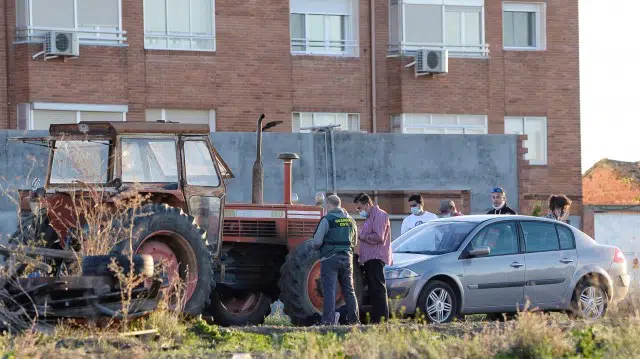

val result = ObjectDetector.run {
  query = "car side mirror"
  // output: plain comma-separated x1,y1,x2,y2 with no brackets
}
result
468,246,490,258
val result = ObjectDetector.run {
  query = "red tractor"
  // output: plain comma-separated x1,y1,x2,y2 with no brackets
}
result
9,116,365,326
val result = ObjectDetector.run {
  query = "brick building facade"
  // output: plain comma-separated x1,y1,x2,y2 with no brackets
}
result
582,159,640,238
0,0,581,219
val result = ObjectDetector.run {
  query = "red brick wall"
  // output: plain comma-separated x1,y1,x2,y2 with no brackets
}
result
583,166,640,206
1,0,581,214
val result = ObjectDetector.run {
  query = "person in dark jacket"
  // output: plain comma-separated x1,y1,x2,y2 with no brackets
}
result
487,187,517,215
546,194,572,222
312,194,359,325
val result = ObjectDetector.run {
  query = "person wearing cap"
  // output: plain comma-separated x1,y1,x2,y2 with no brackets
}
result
487,187,517,215
439,199,463,218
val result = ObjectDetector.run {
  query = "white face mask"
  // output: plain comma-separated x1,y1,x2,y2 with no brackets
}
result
492,202,505,210
359,210,368,218
410,206,421,215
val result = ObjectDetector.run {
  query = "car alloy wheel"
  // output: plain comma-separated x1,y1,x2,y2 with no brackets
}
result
578,285,606,320
426,288,453,323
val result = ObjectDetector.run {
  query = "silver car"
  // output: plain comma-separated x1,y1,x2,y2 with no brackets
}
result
384,215,630,323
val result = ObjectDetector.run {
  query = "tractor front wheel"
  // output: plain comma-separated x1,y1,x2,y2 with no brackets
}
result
278,239,363,326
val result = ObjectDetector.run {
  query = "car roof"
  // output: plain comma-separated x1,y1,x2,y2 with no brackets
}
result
433,214,562,224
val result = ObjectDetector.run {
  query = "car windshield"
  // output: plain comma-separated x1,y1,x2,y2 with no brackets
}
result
50,140,109,184
392,221,478,255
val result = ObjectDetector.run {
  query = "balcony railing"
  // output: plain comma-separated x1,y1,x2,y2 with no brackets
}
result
15,26,127,46
388,42,490,58
291,38,358,56
144,32,216,51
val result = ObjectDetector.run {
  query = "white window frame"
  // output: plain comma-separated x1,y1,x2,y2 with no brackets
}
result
20,103,128,130
15,0,127,46
392,113,488,134
504,116,548,165
290,13,357,56
292,112,360,132
143,0,216,52
388,0,488,58
148,109,216,131
502,2,546,51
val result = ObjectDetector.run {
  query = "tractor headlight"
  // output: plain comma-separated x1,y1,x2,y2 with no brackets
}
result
384,268,419,280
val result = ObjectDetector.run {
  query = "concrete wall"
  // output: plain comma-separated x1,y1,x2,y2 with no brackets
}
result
0,131,521,235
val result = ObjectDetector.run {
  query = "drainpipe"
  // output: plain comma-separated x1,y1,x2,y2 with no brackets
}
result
370,0,377,133
324,131,330,192
330,129,338,195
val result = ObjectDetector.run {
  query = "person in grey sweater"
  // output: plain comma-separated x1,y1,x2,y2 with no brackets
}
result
312,194,360,325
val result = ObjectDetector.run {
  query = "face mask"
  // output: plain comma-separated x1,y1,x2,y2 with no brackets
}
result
410,206,421,215
359,210,368,218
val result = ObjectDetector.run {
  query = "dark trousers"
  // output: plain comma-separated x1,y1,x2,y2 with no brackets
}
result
363,259,389,323
320,252,359,325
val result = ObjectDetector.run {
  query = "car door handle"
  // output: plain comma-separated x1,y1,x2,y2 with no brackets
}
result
510,262,524,268
560,258,574,264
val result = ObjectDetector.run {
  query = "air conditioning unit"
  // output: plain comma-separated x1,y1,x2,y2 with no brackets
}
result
416,49,448,74
44,31,79,57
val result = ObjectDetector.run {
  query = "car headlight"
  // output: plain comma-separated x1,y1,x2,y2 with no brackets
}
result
384,268,419,280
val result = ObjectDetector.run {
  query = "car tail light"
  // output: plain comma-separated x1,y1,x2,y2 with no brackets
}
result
614,248,625,264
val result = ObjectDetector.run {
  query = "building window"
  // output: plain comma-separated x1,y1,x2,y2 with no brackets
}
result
146,109,216,131
292,113,360,133
392,114,487,134
388,0,487,57
144,0,215,51
502,2,546,50
505,116,547,165
17,103,127,130
15,0,125,45
290,0,358,56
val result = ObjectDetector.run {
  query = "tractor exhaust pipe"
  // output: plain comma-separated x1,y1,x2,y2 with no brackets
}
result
252,114,266,204
277,153,300,205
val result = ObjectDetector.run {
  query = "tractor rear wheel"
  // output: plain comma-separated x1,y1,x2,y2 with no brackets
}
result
111,203,214,316
206,287,272,326
279,239,363,326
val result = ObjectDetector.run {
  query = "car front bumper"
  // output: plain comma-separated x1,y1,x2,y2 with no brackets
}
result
387,276,422,315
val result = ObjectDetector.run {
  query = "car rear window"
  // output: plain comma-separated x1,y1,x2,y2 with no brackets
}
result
521,221,560,253
556,224,576,250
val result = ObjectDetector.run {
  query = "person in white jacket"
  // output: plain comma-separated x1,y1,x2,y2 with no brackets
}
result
400,194,438,235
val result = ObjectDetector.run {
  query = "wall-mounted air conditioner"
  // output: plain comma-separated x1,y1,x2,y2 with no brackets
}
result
416,49,448,74
44,31,80,57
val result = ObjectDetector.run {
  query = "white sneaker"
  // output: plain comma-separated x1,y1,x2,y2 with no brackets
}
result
334,312,340,325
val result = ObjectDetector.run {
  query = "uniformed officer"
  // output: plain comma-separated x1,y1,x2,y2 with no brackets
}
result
312,194,360,325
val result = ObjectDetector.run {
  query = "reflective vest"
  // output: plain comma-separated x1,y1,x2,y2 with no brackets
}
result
319,213,356,258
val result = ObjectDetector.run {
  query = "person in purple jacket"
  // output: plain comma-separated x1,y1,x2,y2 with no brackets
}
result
354,193,392,324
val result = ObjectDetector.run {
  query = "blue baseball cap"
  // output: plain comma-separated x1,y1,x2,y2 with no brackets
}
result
490,187,505,194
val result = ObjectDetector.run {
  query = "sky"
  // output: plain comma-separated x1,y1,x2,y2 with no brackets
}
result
580,0,640,172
